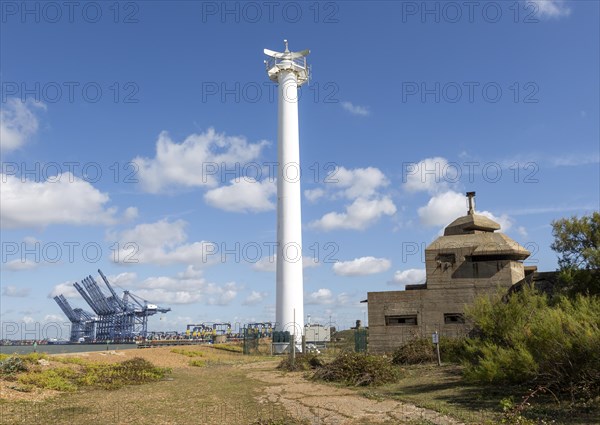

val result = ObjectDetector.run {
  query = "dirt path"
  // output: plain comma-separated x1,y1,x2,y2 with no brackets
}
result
242,362,464,425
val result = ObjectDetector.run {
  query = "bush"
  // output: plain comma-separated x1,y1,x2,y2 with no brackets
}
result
79,357,170,389
277,353,323,372
19,367,78,392
312,352,401,386
464,287,600,401
70,357,170,389
439,336,466,363
392,338,435,365
189,359,206,367
0,356,28,377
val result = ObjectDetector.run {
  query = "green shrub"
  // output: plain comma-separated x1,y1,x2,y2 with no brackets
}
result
464,287,600,401
312,352,401,386
463,340,538,383
439,336,466,363
79,357,170,389
0,356,28,377
189,359,206,367
18,367,78,392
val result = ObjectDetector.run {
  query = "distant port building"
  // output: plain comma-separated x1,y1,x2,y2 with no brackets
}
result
367,193,533,353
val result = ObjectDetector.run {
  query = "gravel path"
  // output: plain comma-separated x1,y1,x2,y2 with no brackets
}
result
242,362,465,425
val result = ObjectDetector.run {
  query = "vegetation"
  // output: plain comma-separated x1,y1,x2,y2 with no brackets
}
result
19,367,79,391
277,352,323,371
312,351,401,387
0,356,29,377
2,354,170,392
211,344,243,353
551,212,600,297
463,287,600,403
188,359,206,367
392,338,436,365
77,357,171,389
170,348,204,357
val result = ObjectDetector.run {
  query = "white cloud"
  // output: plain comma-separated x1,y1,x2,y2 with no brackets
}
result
252,255,321,272
44,314,66,323
479,210,512,233
336,292,353,305
242,290,268,306
305,166,390,203
133,128,268,193
418,190,515,232
389,268,426,288
5,259,40,271
306,288,334,305
1,173,127,229
0,98,46,152
111,269,240,306
111,219,216,266
308,166,395,232
252,255,277,272
530,0,571,18
206,282,238,306
332,256,391,276
48,281,80,299
403,157,450,194
517,226,528,237
417,190,466,227
108,271,138,286
341,101,370,116
304,188,325,202
309,196,397,231
2,285,30,297
123,207,139,221
548,153,600,167
204,178,276,213
327,167,389,200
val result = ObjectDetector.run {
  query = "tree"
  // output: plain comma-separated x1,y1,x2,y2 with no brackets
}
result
551,212,600,296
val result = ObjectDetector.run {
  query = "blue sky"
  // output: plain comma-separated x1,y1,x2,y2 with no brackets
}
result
1,0,598,339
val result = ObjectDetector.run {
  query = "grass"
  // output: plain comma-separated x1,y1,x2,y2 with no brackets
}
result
2,354,170,393
189,359,206,367
170,348,204,357
0,349,279,425
210,343,243,353
18,367,79,392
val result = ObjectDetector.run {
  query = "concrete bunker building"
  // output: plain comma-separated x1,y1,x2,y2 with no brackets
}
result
367,192,532,353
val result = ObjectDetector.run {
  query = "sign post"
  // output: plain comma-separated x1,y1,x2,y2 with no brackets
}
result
432,331,441,366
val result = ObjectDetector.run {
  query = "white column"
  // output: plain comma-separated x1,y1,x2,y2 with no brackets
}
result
275,69,304,340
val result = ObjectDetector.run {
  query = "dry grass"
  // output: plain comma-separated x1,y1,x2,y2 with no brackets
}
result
0,346,277,425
